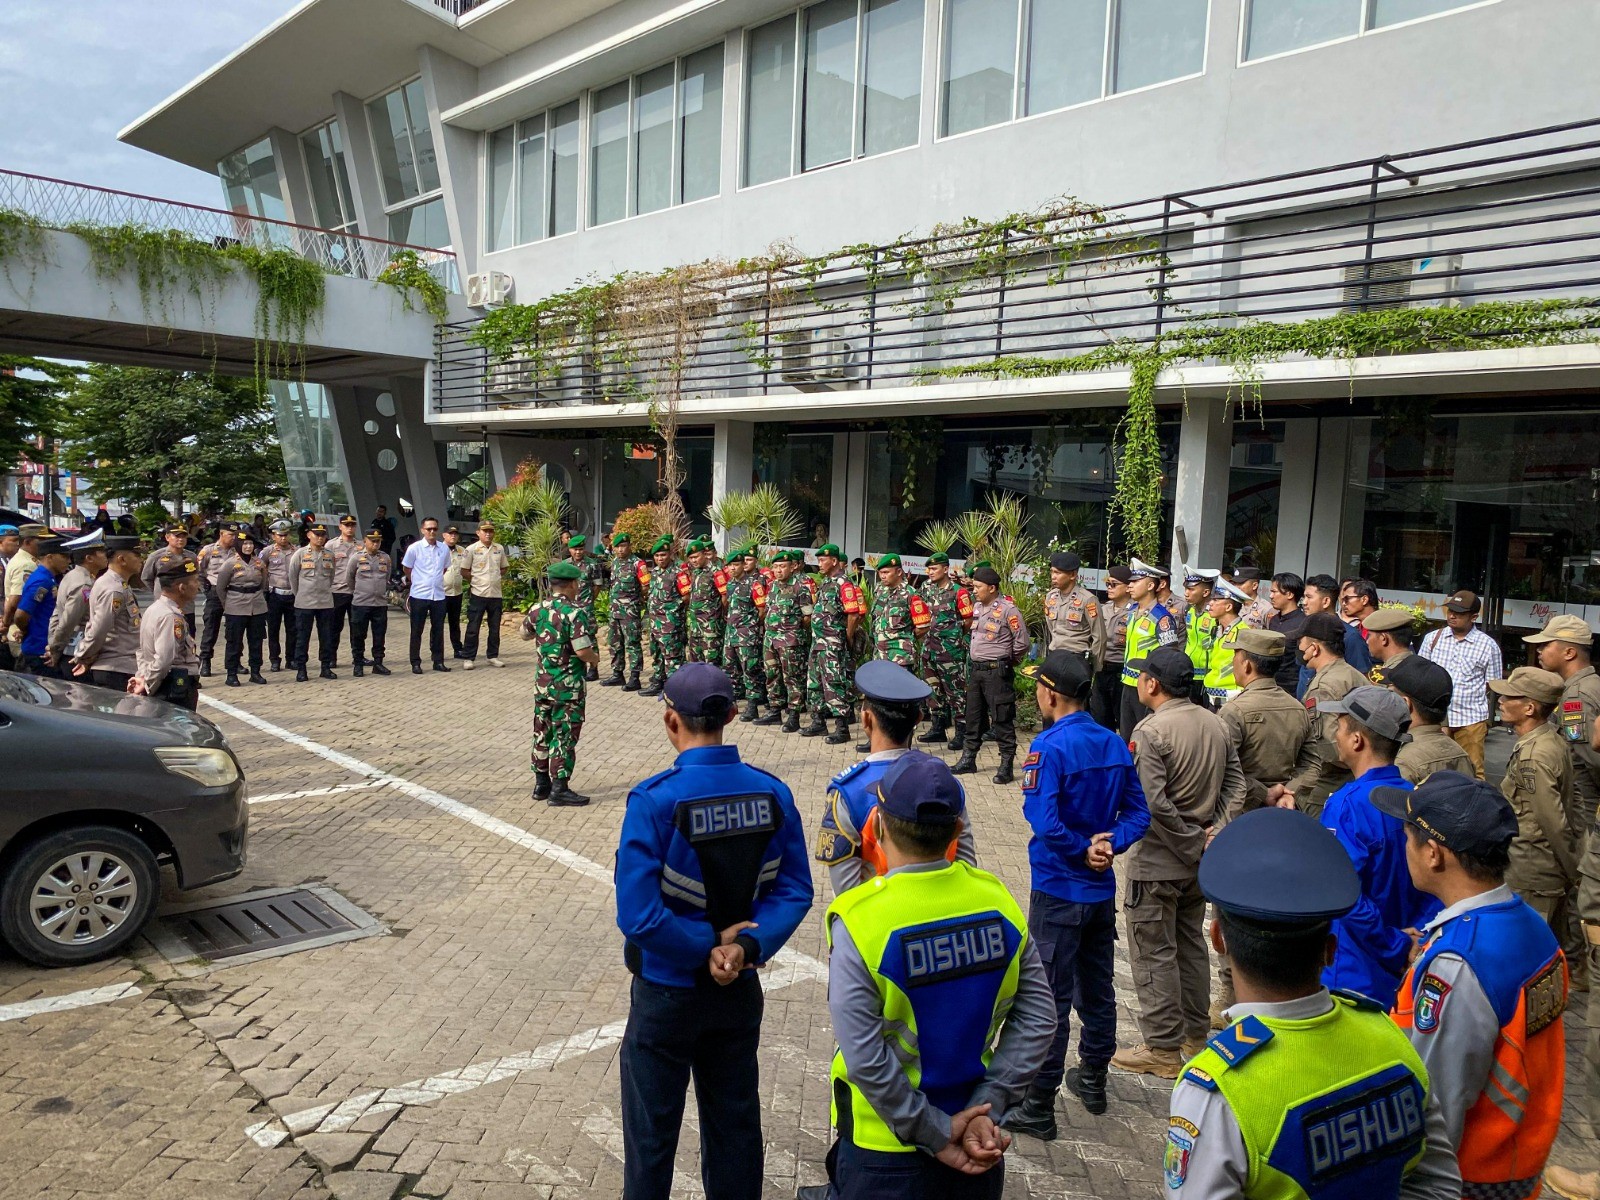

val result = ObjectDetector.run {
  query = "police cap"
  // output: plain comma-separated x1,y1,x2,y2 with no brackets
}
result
971,567,1001,587
1128,557,1169,580
102,535,141,554
306,522,329,537
269,519,294,534
876,750,963,826
547,560,581,581
157,557,200,583
36,537,69,556
1201,807,1360,926
1106,565,1133,584
855,659,932,705
1184,568,1220,588
1370,769,1518,861
663,662,735,718
1214,578,1250,606
1230,566,1263,583
216,521,239,534
62,528,105,552
1022,651,1092,699
1050,551,1082,572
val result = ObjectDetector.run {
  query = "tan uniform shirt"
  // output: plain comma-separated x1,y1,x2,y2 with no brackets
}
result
1395,723,1474,785
330,536,360,597
1503,722,1578,899
1285,657,1369,812
76,570,143,675
262,543,296,593
462,541,510,599
289,546,337,610
1217,677,1316,815
1104,599,1132,666
340,549,393,607
1127,698,1246,881
4,548,37,643
215,557,269,617
196,541,237,588
1045,584,1105,668
1162,591,1189,633
46,564,96,658
1555,665,1600,805
136,593,198,692
444,545,468,598
1367,646,1413,686
1242,593,1273,630
968,595,1028,664
142,547,199,614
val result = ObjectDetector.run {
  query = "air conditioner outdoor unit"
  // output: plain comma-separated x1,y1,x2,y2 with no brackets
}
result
466,270,515,308
486,359,534,398
778,327,854,388
1340,255,1463,311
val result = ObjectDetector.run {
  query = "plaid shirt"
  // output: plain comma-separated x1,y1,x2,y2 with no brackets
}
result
1420,625,1503,727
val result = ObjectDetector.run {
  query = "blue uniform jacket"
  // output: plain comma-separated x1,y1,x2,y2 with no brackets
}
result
17,564,59,657
1022,711,1150,904
1320,765,1441,1006
615,744,814,987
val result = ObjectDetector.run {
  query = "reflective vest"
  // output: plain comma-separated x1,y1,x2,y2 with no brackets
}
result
1178,995,1430,1199
1394,897,1567,1200
827,862,1026,1153
1122,603,1178,686
1203,619,1245,704
820,756,960,878
1186,611,1217,681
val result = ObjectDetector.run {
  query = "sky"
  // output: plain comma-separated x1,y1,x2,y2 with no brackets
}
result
0,0,300,207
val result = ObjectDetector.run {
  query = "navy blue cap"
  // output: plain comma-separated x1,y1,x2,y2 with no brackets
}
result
1022,651,1092,698
855,659,932,705
1370,769,1517,860
1127,644,1194,694
1049,551,1081,572
662,662,735,719
1200,808,1359,927
875,750,965,826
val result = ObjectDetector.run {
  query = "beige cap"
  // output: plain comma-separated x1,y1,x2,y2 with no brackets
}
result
1362,608,1413,633
1522,614,1593,646
1233,627,1286,656
1489,667,1564,706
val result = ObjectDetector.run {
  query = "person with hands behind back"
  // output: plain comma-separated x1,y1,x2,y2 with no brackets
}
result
614,662,813,1200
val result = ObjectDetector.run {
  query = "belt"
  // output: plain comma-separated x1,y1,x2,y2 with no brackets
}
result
972,659,1013,670
269,587,293,595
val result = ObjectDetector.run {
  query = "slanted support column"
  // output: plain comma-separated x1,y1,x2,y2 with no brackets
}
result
268,127,316,227
326,385,380,525
419,45,482,281
392,376,449,534
332,91,389,245
1169,396,1233,573
712,420,755,554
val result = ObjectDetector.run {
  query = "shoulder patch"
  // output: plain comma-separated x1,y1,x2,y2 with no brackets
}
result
830,759,870,787
1304,695,1317,710
1156,615,1174,632
1206,1014,1274,1066
1413,973,1450,1033
1164,1123,1196,1190
1179,1065,1218,1092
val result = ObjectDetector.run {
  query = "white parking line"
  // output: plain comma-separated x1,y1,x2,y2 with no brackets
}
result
247,779,389,806
0,981,142,1023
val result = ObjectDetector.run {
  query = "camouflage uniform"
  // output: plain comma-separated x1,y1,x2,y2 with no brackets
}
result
687,563,727,666
806,570,865,720
870,581,931,671
525,596,594,782
763,573,812,715
607,550,648,682
921,579,973,729
722,572,767,703
570,554,609,628
646,559,690,687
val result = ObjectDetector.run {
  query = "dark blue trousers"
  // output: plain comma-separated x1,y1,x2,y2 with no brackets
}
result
620,973,764,1200
1027,891,1118,1088
825,1133,1005,1200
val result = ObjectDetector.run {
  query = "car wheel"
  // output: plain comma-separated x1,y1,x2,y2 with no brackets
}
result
0,827,160,967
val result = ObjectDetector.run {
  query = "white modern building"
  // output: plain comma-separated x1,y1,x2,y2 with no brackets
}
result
118,0,1600,639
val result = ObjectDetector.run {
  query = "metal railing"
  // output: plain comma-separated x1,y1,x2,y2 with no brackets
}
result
434,117,1600,415
0,168,459,291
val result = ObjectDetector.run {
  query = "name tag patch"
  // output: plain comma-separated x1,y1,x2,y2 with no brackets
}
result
681,795,777,842
1300,1076,1424,1181
901,917,1008,986
1525,956,1567,1036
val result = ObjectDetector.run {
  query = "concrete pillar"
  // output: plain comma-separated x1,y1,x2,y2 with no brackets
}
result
326,385,381,525
1273,418,1319,578
835,432,870,559
1169,395,1233,573
419,46,482,281
1309,417,1354,578
332,91,390,246
487,435,521,490
392,376,449,534
267,127,316,228
712,420,755,555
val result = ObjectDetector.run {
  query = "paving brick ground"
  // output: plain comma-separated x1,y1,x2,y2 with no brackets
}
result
0,628,1592,1198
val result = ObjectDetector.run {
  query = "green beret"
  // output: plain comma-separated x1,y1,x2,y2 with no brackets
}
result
927,552,950,565
612,531,631,546
650,535,673,554
567,534,586,549
878,553,902,569
817,542,842,558
970,559,992,571
547,560,581,581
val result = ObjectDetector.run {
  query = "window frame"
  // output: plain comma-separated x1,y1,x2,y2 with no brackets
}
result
297,117,359,234
1238,0,1498,66
366,77,447,244
217,135,289,223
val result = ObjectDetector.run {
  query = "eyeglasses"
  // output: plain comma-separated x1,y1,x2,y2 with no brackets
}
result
423,526,439,533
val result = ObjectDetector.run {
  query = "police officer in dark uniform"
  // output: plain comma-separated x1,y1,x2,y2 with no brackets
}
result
1164,807,1460,1199
614,663,814,1200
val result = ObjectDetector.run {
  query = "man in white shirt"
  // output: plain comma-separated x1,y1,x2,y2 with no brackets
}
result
403,517,452,674
1419,591,1503,781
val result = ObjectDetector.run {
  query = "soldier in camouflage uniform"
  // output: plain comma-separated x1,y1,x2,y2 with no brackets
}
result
804,543,866,745
722,544,769,719
685,538,727,666
641,535,689,696
563,535,609,682
600,531,647,690
918,551,974,745
857,553,932,751
754,550,811,732
522,559,599,806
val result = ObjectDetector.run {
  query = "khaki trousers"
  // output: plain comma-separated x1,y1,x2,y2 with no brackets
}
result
1447,720,1488,780
1125,875,1210,1051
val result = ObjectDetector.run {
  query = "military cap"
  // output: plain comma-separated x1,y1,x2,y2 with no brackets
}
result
612,531,632,546
1233,627,1285,656
1128,557,1169,580
339,514,357,526
855,659,932,705
1184,567,1221,588
1230,566,1263,583
1523,614,1593,647
663,662,735,718
1127,644,1193,694
306,522,329,536
1050,551,1082,573
926,551,950,566
1214,578,1249,605
1318,685,1412,741
1489,667,1563,706
1022,650,1092,698
971,567,1001,587
0,524,17,536
740,545,761,560
650,535,673,554
876,751,964,826
156,557,200,583
877,553,903,570
1106,565,1133,584
547,560,581,581
1369,770,1518,861
1384,655,1453,712
567,534,587,549
775,549,800,563
969,559,993,571
17,523,49,539
1362,608,1413,633
362,527,383,541
1201,808,1359,927
817,542,843,558
1444,589,1481,613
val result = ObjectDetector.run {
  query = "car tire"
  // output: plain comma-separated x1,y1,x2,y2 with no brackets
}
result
0,826,161,967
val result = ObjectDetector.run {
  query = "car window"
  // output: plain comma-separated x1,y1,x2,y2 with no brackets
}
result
0,675,50,705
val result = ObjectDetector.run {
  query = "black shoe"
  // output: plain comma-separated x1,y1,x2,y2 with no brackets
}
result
782,711,801,733
855,740,870,753
800,716,827,738
993,755,1015,785
1066,1065,1108,1115
600,674,625,688
432,662,450,673
640,682,663,697
825,719,851,745
742,700,760,722
372,662,391,676
623,677,641,692
453,651,468,660
1004,1086,1059,1141
584,666,599,682
754,709,783,726
224,673,241,688
951,751,978,775
412,663,424,675
918,724,948,744
249,670,267,685
270,660,281,672
952,724,967,746
353,664,365,677
549,780,591,807
320,667,337,680
296,668,310,683
796,1187,832,1200
532,770,552,801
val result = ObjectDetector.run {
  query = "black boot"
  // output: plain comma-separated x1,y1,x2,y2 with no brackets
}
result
918,722,948,744
270,658,281,672
532,770,552,800
600,673,624,687
372,661,391,676
741,699,760,722
585,665,599,682
1066,1064,1108,1115
825,718,851,745
951,750,978,775
782,710,801,733
1004,1085,1059,1141
199,658,212,678
624,675,641,692
549,779,591,807
224,672,241,688
249,669,267,685
296,667,309,682
353,663,365,677
753,706,783,726
993,754,1015,785
855,737,871,753
320,666,337,680
800,714,827,738
640,680,663,697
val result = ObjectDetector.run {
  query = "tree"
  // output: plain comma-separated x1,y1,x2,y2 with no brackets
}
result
0,355,78,468
59,367,289,515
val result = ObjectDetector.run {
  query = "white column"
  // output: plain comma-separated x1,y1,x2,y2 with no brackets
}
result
392,376,449,532
268,127,315,227
837,431,871,559
326,385,380,523
712,420,755,554
1274,418,1319,577
419,46,482,280
1308,417,1354,578
331,92,389,244
1169,395,1233,572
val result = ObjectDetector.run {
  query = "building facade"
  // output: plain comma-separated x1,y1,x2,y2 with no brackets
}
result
122,0,1600,636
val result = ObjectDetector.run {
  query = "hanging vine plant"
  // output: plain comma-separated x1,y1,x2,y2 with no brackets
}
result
885,416,943,511
378,249,449,321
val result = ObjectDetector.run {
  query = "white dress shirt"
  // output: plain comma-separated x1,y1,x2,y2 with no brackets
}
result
403,539,451,601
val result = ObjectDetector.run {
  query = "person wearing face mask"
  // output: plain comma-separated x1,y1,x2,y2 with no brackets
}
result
214,532,270,687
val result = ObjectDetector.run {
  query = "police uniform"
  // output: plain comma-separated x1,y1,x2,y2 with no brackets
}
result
1382,771,1567,1200
810,752,1055,1200
214,546,269,685
141,532,198,618
1092,566,1133,730
1167,807,1461,1200
816,661,977,897
195,526,240,673
1044,552,1105,669
1385,655,1475,784
1120,559,1183,741
952,569,1029,783
74,537,144,691
1216,628,1317,815
45,546,99,666
261,522,298,670
341,536,393,676
328,519,362,666
288,524,338,681
137,559,202,710
613,664,813,1200
1229,566,1273,631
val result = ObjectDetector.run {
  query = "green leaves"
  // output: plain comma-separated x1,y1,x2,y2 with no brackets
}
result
706,484,803,549
0,355,77,469
378,249,449,321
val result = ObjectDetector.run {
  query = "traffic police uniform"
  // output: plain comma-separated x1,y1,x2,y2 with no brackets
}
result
1384,656,1475,784
1043,551,1105,669
1120,559,1182,741
1167,806,1461,1200
1382,771,1567,1200
1181,569,1220,691
614,664,813,1200
74,536,143,691
261,521,298,670
1198,579,1250,708
341,533,393,676
288,523,338,681
811,752,1055,1200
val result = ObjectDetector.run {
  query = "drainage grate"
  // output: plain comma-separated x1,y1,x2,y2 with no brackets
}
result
145,884,383,973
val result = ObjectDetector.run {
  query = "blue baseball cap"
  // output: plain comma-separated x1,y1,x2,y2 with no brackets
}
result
1370,769,1517,860
662,662,735,719
1200,808,1359,927
875,751,964,826
855,659,931,705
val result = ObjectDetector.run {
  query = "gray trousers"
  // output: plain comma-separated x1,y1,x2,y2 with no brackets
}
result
1125,874,1210,1051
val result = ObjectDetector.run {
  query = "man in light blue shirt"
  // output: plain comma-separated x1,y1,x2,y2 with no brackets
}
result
402,517,452,673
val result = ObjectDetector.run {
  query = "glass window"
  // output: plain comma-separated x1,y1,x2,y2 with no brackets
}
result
550,101,581,235
1244,0,1359,59
680,45,724,203
1227,420,1285,568
219,138,287,222
404,79,441,194
803,0,859,171
486,125,515,251
387,196,449,247
634,63,677,215
516,115,548,243
1368,0,1475,28
302,121,355,230
1025,0,1108,114
369,88,419,203
268,381,351,518
746,16,798,185
1112,0,1208,93
861,0,923,156
591,82,630,226
942,0,1018,136
755,433,833,542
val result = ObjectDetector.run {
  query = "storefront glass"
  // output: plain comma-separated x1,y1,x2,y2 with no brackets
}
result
1228,419,1285,571
599,434,714,537
440,440,490,523
755,433,833,546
